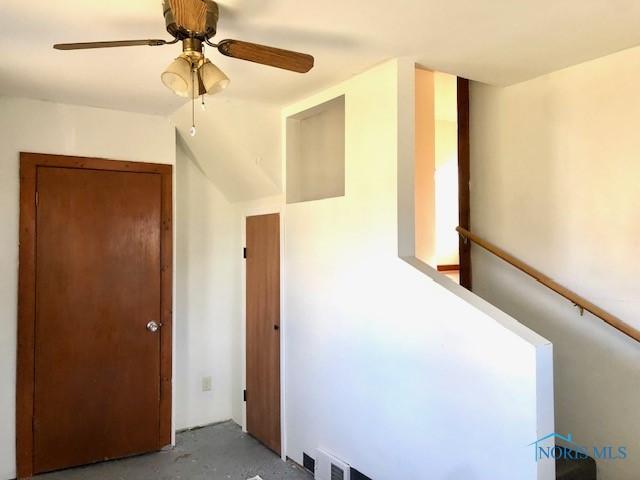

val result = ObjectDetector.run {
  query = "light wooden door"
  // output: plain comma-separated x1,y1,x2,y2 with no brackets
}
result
17,154,173,477
245,213,281,454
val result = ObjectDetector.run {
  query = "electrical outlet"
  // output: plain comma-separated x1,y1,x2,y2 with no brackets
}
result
202,376,212,392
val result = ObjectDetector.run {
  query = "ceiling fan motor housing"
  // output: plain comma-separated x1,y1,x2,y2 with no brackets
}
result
182,38,205,63
163,0,219,40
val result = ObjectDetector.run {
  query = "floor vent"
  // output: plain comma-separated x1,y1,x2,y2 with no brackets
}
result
315,449,350,480
350,468,373,480
331,464,345,480
303,453,316,473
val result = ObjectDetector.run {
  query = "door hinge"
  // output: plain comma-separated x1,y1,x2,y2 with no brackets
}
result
35,191,39,206
243,247,247,259
243,389,247,402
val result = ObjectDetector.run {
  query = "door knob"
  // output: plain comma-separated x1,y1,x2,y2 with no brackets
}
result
146,321,162,333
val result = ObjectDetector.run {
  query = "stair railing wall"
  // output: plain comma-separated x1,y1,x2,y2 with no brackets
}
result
457,226,640,343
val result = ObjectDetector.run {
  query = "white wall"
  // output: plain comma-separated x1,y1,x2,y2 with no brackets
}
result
283,60,554,480
0,97,175,480
175,138,242,429
470,45,640,480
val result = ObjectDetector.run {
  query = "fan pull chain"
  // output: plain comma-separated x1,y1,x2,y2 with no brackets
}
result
190,66,197,137
201,44,207,111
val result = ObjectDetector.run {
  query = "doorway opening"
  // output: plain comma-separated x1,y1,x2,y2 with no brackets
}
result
414,69,471,288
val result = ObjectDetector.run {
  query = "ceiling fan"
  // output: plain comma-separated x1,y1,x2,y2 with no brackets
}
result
54,0,314,134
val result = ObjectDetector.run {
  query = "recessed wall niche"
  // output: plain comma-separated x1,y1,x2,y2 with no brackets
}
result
286,95,345,204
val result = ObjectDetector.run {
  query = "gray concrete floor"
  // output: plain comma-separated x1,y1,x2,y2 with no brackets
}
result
36,421,312,480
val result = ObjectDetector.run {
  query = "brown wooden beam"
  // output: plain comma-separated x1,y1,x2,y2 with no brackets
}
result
457,77,472,290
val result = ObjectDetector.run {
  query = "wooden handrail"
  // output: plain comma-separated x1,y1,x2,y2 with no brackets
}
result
457,226,640,343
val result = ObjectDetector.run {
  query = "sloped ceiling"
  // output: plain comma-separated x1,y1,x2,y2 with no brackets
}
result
171,97,282,202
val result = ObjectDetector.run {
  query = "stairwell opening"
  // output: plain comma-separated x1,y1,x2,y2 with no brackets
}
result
414,68,463,284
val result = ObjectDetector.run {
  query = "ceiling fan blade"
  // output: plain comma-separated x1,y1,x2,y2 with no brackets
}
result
217,40,314,73
53,39,171,50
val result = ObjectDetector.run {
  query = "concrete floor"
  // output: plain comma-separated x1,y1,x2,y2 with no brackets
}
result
36,421,312,480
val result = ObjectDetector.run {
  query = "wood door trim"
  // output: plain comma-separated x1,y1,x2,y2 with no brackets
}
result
457,78,472,290
17,153,173,479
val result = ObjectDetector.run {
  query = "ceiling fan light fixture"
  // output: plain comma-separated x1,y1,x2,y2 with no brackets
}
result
180,69,207,99
199,59,229,95
161,56,192,96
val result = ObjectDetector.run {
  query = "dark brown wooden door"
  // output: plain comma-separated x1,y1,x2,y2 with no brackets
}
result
33,166,164,473
246,213,281,454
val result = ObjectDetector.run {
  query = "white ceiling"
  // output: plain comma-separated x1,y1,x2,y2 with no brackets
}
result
2,0,640,114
